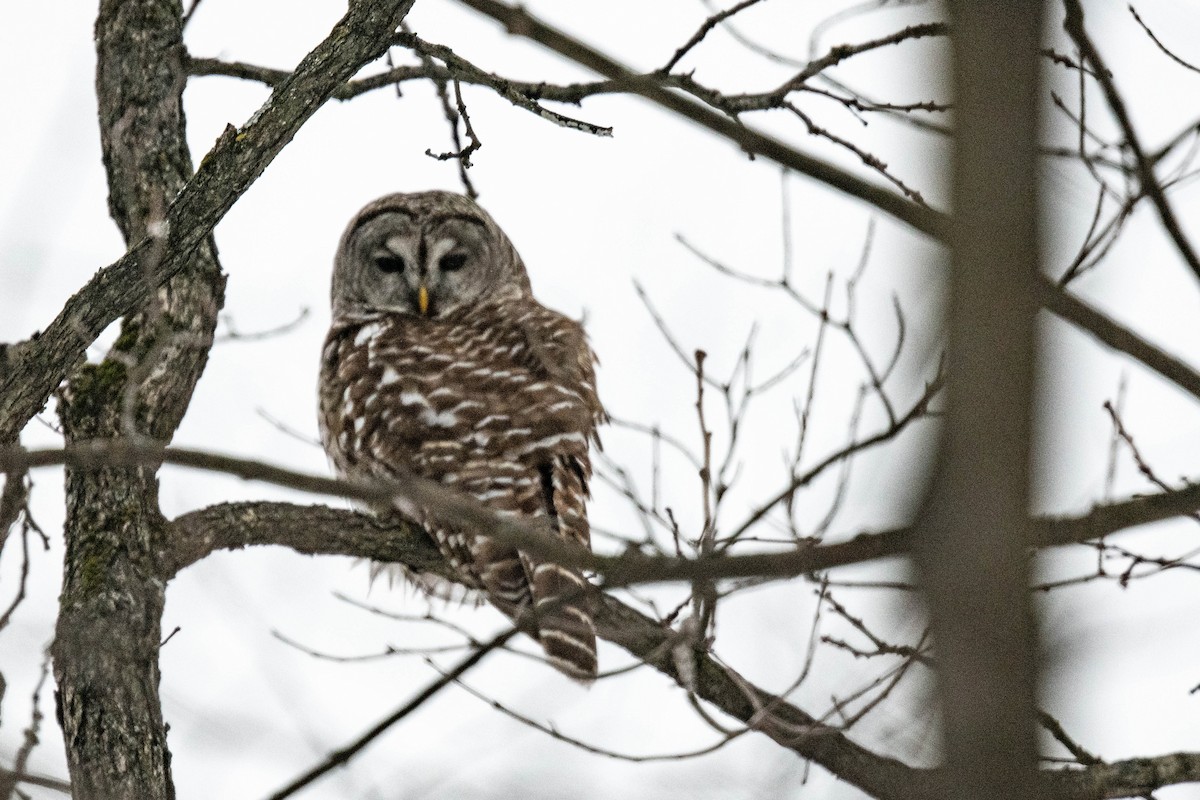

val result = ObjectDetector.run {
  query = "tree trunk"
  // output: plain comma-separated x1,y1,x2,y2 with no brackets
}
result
53,1,222,797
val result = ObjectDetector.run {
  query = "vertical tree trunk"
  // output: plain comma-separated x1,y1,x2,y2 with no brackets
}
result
53,1,223,797
913,3,1044,799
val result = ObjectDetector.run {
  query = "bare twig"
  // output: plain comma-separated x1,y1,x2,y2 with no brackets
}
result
394,31,612,137
0,652,55,799
692,350,717,640
216,308,310,343
0,469,29,556
663,0,768,71
1104,400,1199,522
264,627,516,800
0,524,32,633
444,671,744,761
1128,5,1200,75
1064,0,1200,285
1037,710,1102,765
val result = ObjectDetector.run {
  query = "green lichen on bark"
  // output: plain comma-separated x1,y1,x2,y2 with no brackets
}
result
48,1,418,797
62,360,127,426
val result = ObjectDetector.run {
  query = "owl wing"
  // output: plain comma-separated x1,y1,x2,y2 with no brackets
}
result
323,306,602,680
464,306,600,679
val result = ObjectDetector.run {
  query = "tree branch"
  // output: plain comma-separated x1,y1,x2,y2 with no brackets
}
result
0,0,417,444
184,5,1200,416
263,627,517,800
1037,274,1200,403
162,499,1200,800
451,0,948,241
1063,0,1200,285
6,441,1200,585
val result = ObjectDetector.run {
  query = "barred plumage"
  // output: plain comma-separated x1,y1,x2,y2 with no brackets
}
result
318,191,604,681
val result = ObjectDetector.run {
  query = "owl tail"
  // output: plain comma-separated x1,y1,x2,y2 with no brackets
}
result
526,558,598,682
471,537,597,682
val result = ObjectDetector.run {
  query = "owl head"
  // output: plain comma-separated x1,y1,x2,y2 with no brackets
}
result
331,191,533,318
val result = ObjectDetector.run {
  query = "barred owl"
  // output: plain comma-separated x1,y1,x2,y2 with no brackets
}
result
318,191,605,681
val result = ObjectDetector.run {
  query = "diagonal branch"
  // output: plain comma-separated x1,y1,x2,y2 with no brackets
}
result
392,31,612,135
1063,0,1200,285
447,0,1200,415
452,0,948,241
1036,274,1200,402
264,627,517,800
0,0,417,444
162,499,1200,800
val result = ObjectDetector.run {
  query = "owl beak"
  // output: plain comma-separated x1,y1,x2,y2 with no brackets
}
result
417,284,430,316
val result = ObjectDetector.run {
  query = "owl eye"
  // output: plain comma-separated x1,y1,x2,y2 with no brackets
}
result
439,253,468,272
375,254,406,273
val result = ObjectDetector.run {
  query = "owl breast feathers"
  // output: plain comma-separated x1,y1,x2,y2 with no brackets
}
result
318,191,605,681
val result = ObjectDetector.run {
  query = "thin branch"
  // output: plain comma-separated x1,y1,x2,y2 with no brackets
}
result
1104,401,1200,522
783,22,947,88
5,441,1200,583
1064,0,1200,285
216,307,310,343
1128,5,1200,75
444,671,744,761
1036,274,1200,403
663,0,768,72
1038,710,1102,766
0,469,29,562
264,627,516,800
0,652,56,798
393,32,612,136
0,523,31,633
727,369,942,545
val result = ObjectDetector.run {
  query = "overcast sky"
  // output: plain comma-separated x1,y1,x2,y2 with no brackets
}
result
2,2,1199,798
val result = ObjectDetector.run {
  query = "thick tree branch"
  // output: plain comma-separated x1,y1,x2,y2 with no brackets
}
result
0,0,416,444
164,501,443,579
162,500,1200,800
5,442,1200,584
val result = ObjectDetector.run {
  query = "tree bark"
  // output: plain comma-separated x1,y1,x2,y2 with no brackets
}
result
50,1,416,796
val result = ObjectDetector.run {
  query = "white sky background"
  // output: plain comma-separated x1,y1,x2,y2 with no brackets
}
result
1,1,1199,798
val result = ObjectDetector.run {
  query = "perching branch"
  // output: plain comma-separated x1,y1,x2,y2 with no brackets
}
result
5,441,1200,585
161,499,1200,800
